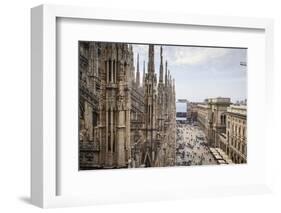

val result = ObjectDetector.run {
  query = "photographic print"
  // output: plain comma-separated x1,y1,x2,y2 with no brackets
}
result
79,41,247,170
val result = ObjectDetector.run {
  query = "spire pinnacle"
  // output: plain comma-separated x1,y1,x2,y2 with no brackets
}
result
136,53,140,87
142,60,146,86
159,46,164,83
148,45,155,73
165,60,168,85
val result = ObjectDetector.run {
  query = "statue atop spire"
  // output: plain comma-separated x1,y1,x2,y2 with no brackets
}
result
159,46,164,83
142,60,146,87
148,44,155,74
165,60,168,85
169,70,172,87
127,44,135,84
167,69,171,86
136,53,140,88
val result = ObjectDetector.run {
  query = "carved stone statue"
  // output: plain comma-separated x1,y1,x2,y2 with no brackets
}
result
79,120,88,142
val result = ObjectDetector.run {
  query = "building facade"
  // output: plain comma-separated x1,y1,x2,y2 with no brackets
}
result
79,42,176,169
196,97,247,163
207,98,230,147
225,105,247,163
189,103,199,124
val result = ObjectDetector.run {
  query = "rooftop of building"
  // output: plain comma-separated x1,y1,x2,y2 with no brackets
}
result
177,99,188,103
207,97,231,104
227,105,247,115
197,104,210,109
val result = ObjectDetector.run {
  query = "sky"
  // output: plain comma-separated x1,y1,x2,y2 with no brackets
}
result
132,44,247,103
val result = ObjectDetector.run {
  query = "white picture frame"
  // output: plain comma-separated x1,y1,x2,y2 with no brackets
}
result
31,4,274,208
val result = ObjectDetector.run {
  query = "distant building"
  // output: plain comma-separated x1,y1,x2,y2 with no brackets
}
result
189,103,199,123
176,100,187,123
195,97,247,164
197,97,230,146
177,99,188,103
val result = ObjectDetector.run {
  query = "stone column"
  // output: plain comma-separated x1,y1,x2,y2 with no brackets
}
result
114,61,117,83
117,106,125,167
126,107,131,161
111,60,114,83
111,109,113,154
106,61,109,83
105,97,108,154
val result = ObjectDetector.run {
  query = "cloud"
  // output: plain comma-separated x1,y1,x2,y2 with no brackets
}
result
173,47,229,65
133,45,148,56
131,43,247,102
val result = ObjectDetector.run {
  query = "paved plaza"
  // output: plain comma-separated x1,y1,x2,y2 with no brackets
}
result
175,123,218,166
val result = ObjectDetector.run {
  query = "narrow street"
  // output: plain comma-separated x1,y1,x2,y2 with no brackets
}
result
176,123,217,166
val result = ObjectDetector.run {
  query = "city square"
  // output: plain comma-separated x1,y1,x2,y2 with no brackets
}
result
176,123,217,166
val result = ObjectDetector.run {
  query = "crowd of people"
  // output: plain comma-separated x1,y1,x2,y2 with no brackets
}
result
176,123,217,166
